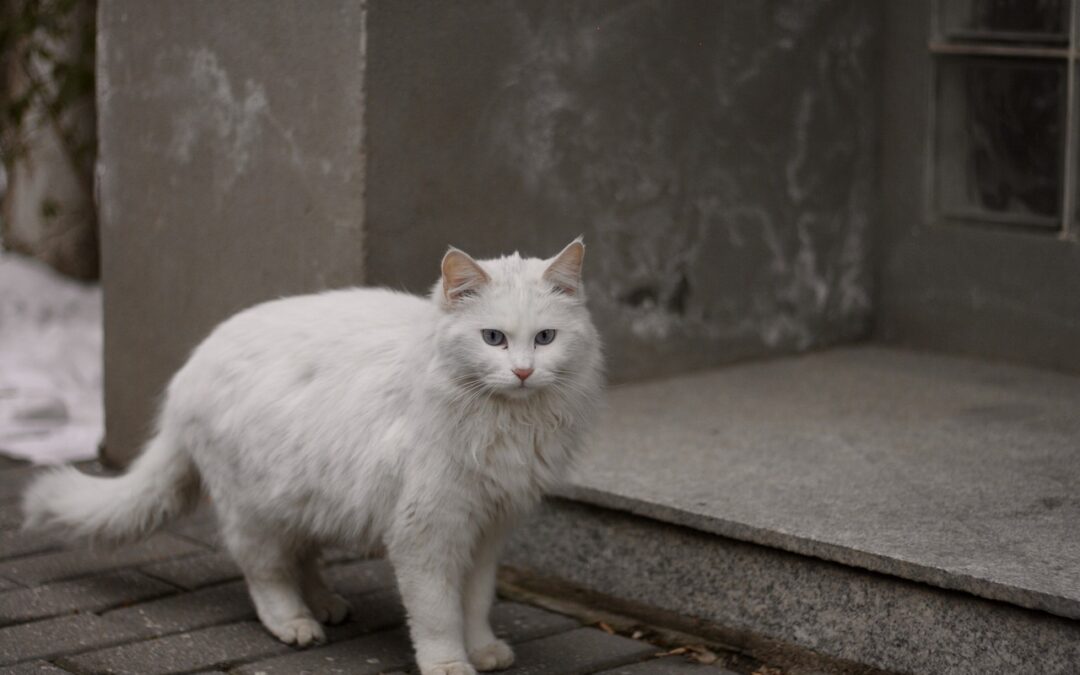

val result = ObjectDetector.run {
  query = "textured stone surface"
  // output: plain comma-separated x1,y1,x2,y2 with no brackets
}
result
323,560,397,598
232,627,413,675
0,614,149,666
97,0,368,464
164,507,221,548
236,602,582,675
0,467,37,504
138,554,395,598
506,628,656,674
597,658,740,674
0,661,73,674
365,0,878,384
60,621,289,675
0,534,204,585
140,552,240,591
557,347,1080,620
506,499,1080,674
0,529,62,561
0,571,173,626
104,581,255,636
0,508,21,532
489,601,580,643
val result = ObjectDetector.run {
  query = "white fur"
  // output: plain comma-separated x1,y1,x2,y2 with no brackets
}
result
23,243,603,674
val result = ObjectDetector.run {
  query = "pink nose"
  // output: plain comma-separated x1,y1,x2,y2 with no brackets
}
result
512,367,534,382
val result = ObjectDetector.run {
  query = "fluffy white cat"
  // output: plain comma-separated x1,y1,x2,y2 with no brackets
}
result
23,239,604,675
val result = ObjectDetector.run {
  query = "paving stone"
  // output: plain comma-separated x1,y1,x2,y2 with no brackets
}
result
0,534,205,586
0,614,149,666
328,587,406,633
230,592,415,675
235,600,577,675
59,621,290,674
0,457,28,471
0,660,73,674
324,559,396,598
597,657,740,674
141,552,241,590
165,507,221,548
233,627,414,675
0,467,38,505
105,580,254,636
0,529,63,561
505,628,656,675
106,580,408,642
0,508,21,531
490,602,579,643
138,552,394,594
0,571,174,626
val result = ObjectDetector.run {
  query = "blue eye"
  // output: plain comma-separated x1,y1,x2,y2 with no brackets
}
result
534,329,557,345
481,329,506,346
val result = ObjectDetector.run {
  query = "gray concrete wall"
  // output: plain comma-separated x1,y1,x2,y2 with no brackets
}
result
97,1,367,464
364,0,879,382
876,1,1080,374
98,0,880,462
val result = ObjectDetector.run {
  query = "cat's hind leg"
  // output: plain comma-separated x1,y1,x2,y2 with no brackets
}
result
222,519,324,647
300,549,352,625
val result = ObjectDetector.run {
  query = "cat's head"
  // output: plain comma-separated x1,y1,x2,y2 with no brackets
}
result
433,237,600,399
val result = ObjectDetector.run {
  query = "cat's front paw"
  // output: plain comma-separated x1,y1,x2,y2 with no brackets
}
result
309,591,352,624
267,616,326,647
421,661,477,675
469,639,515,671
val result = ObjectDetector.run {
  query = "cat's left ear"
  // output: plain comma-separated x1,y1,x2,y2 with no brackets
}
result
544,236,586,296
441,247,490,307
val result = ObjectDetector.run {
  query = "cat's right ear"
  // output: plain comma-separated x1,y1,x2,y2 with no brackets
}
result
441,247,490,307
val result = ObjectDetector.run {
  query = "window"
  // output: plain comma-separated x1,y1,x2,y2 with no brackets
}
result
930,0,1076,237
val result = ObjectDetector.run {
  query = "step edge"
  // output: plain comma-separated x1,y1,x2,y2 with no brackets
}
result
553,483,1080,622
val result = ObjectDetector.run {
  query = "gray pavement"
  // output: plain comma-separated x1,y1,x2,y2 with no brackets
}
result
0,459,736,674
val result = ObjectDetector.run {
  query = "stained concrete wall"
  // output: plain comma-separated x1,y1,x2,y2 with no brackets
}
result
97,1,367,464
98,0,879,462
364,0,880,382
876,1,1080,374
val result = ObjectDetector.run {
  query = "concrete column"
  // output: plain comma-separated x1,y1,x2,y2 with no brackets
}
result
97,1,367,465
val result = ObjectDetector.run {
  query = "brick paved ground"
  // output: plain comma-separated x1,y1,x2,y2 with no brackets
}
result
0,458,738,674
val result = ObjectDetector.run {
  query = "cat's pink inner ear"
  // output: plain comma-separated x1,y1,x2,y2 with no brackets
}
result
543,238,585,295
441,247,490,304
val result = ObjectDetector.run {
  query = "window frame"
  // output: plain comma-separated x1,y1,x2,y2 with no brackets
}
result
927,0,1079,242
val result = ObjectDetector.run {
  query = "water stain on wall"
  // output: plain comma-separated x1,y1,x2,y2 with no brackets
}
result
366,0,879,381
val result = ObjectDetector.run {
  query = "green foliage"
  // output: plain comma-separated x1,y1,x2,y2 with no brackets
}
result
0,0,96,174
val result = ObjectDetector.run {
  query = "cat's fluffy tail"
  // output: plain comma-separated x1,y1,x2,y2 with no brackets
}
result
22,432,199,544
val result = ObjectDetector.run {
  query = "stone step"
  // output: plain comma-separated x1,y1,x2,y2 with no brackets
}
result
505,346,1080,674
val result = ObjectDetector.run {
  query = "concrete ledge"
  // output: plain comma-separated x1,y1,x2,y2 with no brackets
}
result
558,347,1080,620
505,499,1080,675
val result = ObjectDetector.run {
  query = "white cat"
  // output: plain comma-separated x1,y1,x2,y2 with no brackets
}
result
23,239,604,675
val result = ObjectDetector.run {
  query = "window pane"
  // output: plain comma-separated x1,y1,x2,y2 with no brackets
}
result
939,0,1070,45
935,58,1064,228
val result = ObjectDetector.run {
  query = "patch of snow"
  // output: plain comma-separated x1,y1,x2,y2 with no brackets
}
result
0,252,101,464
